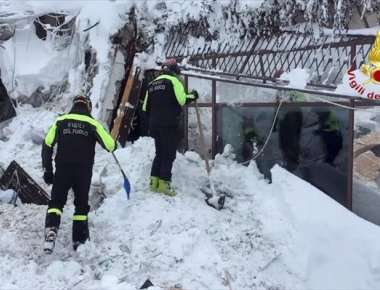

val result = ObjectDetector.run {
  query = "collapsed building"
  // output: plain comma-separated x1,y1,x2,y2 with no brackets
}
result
0,1,379,224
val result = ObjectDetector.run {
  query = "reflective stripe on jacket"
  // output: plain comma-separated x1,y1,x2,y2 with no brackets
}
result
142,74,196,127
42,113,115,171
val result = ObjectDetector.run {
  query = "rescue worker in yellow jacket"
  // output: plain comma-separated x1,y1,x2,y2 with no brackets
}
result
41,96,116,253
143,59,198,196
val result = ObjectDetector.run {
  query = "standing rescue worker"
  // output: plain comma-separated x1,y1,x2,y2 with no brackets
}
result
143,59,198,196
42,95,116,253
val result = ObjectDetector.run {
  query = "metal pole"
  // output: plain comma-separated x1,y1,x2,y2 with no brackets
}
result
184,75,189,151
351,44,357,70
347,99,355,210
212,78,217,158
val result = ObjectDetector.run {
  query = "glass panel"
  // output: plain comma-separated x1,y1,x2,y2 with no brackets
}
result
217,104,350,205
353,106,380,224
187,77,212,103
217,82,278,103
217,82,350,104
274,89,350,103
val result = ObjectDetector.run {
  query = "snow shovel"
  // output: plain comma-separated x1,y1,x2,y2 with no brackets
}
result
112,152,131,199
194,101,225,210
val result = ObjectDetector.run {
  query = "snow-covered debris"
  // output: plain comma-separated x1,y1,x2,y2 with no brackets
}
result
0,0,268,120
1,1,380,289
0,189,14,203
1,137,380,289
279,68,310,90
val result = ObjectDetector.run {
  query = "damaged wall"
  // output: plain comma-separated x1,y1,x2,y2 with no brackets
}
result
0,11,82,106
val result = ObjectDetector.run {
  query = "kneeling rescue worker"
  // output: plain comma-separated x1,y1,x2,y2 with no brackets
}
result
42,95,116,253
143,58,199,196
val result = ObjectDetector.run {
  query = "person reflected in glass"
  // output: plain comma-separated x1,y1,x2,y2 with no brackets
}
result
313,110,343,166
279,109,303,172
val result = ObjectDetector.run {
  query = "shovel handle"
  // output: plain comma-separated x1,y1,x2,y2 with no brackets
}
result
112,152,127,179
194,101,211,175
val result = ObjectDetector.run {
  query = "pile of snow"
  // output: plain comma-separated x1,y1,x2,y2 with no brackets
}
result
0,189,15,203
1,132,380,289
2,1,380,289
279,68,310,90
0,0,267,120
0,0,133,118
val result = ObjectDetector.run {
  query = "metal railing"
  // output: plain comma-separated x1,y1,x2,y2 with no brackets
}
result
166,26,375,88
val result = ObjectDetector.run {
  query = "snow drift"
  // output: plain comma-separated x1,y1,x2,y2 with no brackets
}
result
1,137,380,289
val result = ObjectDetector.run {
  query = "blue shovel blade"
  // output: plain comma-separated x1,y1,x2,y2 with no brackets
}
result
123,177,131,199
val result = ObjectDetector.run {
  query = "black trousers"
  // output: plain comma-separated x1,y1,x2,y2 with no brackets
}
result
45,163,92,242
279,111,303,172
150,127,180,181
320,130,343,164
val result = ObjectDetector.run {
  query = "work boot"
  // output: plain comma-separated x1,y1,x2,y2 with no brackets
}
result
43,227,58,254
149,176,159,192
157,179,176,196
43,208,62,254
72,216,89,251
45,208,62,229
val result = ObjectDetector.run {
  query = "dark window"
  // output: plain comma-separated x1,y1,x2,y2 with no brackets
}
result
217,103,349,205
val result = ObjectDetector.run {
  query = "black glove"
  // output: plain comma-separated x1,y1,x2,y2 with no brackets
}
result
190,90,199,101
43,171,54,185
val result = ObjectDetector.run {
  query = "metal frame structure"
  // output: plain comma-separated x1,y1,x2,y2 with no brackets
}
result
166,28,375,89
181,71,380,210
160,26,379,209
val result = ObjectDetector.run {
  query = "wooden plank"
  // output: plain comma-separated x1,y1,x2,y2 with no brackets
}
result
111,66,137,140
118,68,142,146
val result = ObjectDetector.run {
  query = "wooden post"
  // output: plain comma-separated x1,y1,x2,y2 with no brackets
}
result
111,66,136,140
347,99,355,210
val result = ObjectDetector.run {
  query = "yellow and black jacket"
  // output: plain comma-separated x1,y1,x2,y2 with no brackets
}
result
42,109,116,172
142,73,196,128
